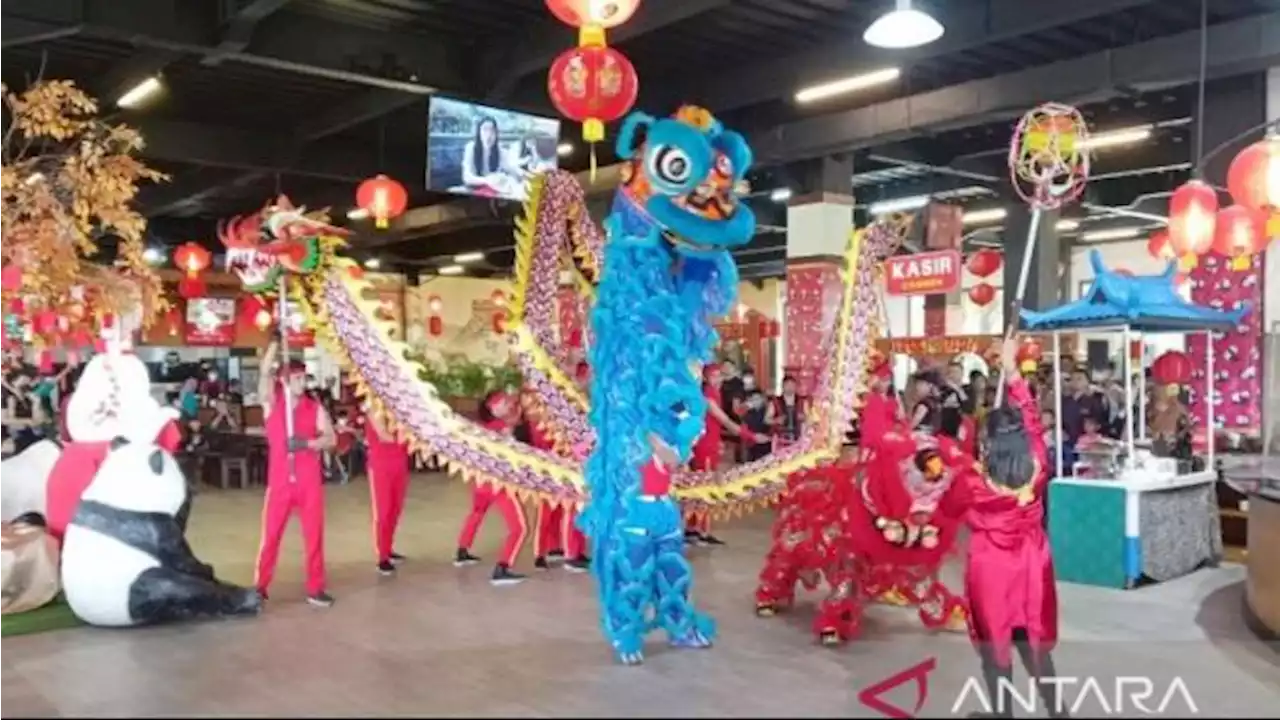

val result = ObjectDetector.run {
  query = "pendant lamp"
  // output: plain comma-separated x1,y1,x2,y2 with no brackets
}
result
863,0,945,49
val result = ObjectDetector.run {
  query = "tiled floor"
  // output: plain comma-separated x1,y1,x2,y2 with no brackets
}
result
3,476,1277,717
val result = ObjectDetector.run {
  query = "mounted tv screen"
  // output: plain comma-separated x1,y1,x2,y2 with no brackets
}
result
426,96,561,203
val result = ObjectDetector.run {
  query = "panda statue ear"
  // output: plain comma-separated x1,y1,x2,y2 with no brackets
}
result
110,436,130,451
148,449,165,476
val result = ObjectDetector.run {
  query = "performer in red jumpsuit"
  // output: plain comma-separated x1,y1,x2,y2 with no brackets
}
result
525,401,589,573
365,409,410,576
686,364,755,546
254,343,337,607
455,390,528,585
938,338,1063,718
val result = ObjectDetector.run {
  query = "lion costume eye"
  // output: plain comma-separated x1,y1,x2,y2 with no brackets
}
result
648,145,693,187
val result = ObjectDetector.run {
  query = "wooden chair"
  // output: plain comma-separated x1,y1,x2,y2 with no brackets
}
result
219,456,251,489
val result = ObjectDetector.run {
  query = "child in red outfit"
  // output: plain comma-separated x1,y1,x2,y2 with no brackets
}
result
455,391,528,585
521,390,590,573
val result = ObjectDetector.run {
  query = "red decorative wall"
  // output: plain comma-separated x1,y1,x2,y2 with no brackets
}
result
1186,251,1263,437
785,262,844,397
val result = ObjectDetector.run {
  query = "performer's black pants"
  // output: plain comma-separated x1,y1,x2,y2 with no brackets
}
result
976,628,1067,718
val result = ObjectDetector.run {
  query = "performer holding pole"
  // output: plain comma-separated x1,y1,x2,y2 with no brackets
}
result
366,406,410,576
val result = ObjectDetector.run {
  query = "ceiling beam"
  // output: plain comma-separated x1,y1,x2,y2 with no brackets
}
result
750,12,1280,164
202,0,296,66
482,0,732,102
657,0,1157,113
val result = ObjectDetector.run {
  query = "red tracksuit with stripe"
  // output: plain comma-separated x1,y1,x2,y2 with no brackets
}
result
529,422,586,559
457,418,527,566
255,392,327,596
366,421,410,565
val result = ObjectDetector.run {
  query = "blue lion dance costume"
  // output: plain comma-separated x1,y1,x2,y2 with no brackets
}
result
578,106,757,665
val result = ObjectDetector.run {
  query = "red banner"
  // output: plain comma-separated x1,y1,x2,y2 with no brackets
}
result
280,299,315,348
1187,251,1262,436
184,298,237,346
884,249,962,296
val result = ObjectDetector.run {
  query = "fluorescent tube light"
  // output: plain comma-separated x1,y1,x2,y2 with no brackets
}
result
1081,227,1141,242
1079,125,1153,151
795,67,900,104
869,194,929,215
116,77,163,109
1056,219,1080,232
364,258,381,270
454,252,485,264
347,208,370,220
557,143,573,157
963,208,1007,225
769,188,793,203
438,265,465,276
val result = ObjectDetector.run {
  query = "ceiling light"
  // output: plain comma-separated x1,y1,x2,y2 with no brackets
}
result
1080,125,1153,151
963,208,1007,225
347,208,370,220
454,252,485,264
116,76,163,109
1056,219,1080,232
863,0,945,50
438,264,465,276
869,194,929,215
795,67,900,104
1081,227,1141,242
364,258,381,270
143,247,165,265
556,143,573,157
769,188,793,203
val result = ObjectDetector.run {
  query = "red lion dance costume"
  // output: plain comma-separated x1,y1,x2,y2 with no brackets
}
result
754,363,966,644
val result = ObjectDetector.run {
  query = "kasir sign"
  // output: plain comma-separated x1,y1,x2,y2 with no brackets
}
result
884,249,962,296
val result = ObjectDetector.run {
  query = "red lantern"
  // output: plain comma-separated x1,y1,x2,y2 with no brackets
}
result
173,242,211,299
427,316,443,337
1226,136,1280,212
1146,230,1176,260
1015,339,1043,365
546,0,641,29
1212,204,1265,269
355,174,409,229
1167,180,1219,257
426,294,443,315
1151,351,1192,385
547,43,639,144
965,249,1002,279
967,282,996,307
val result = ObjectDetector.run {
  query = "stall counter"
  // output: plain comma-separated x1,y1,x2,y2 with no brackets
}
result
1048,470,1220,589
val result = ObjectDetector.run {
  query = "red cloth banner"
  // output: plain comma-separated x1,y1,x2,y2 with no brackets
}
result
1186,252,1262,436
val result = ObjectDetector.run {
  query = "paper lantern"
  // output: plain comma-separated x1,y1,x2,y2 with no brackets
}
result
173,242,211,299
1151,351,1192,386
427,316,443,337
547,43,639,144
1015,339,1042,366
492,310,508,334
355,174,409,229
965,249,1002,278
1167,180,1219,257
967,282,996,307
1146,230,1175,260
1212,204,1265,270
426,294,443,315
546,0,641,29
1226,136,1280,212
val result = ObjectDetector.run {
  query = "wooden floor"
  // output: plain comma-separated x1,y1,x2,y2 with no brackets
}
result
3,476,1278,717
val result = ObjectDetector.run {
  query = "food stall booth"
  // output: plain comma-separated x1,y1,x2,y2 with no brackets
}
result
1021,251,1249,589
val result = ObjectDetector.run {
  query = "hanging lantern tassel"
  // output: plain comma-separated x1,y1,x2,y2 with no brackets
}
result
584,118,603,180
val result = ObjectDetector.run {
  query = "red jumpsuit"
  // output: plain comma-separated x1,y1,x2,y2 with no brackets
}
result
254,392,328,597
939,378,1057,668
686,383,724,534
457,418,527,566
529,423,585,559
365,421,410,565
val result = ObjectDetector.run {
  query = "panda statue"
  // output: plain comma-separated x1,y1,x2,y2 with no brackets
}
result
60,436,262,626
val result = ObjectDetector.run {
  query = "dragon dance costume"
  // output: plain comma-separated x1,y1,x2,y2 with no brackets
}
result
580,106,756,665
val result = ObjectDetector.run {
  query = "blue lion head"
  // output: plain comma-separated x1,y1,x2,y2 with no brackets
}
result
611,105,756,259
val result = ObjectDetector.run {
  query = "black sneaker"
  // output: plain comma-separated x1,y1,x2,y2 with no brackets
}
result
702,534,726,546
377,560,396,576
547,550,565,563
565,556,590,573
534,556,550,570
684,531,705,546
490,564,526,586
454,548,481,567
389,552,407,564
256,588,269,602
307,592,335,607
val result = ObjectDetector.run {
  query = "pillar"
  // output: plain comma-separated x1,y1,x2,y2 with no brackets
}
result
785,155,854,397
1186,74,1268,437
1265,66,1279,447
1000,203,1061,333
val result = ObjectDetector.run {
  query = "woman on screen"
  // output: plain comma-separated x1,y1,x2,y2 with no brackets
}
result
462,116,507,190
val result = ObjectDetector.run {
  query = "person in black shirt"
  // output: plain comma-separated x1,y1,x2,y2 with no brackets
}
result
910,370,943,434
739,371,771,461
1060,368,1108,444
718,361,747,460
768,374,806,447
938,362,968,439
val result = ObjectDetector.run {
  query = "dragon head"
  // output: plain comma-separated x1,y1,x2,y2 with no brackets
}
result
219,195,349,293
612,105,756,258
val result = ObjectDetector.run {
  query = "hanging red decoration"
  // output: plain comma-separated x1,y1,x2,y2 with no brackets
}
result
427,316,443,337
965,249,1002,278
1211,204,1265,270
355,174,409,229
967,282,996,307
1151,351,1192,385
546,0,641,29
1226,136,1280,212
1015,339,1043,372
768,320,781,338
1146,230,1176,261
547,41,639,146
1167,180,1219,257
173,242,211,299
492,310,509,335
426,294,443,315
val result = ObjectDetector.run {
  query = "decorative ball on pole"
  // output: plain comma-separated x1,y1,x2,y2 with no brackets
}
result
355,174,409,229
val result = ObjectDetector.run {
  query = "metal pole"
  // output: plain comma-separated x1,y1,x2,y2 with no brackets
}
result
1123,325,1135,471
277,275,297,483
994,207,1044,407
1137,332,1147,442
1053,331,1064,479
1206,329,1215,469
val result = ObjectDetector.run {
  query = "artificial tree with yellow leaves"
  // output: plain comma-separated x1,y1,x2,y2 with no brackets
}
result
1,79,167,353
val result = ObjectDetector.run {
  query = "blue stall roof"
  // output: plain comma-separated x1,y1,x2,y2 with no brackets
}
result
1019,249,1250,333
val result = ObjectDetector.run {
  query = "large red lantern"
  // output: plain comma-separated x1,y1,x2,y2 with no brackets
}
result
965,249,1002,278
967,282,996,307
1167,180,1219,257
1212,204,1265,270
1226,136,1280,212
546,0,640,29
1151,351,1192,385
355,174,409,229
1146,230,1175,261
547,41,639,145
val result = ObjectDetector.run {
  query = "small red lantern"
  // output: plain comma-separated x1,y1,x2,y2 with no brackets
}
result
1151,350,1192,385
1226,136,1280,212
427,316,443,337
546,0,641,29
965,249,1002,279
1147,230,1176,260
492,310,509,335
1212,204,1265,270
355,174,409,229
1167,180,1219,257
547,42,639,145
967,282,996,307
173,242,211,299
